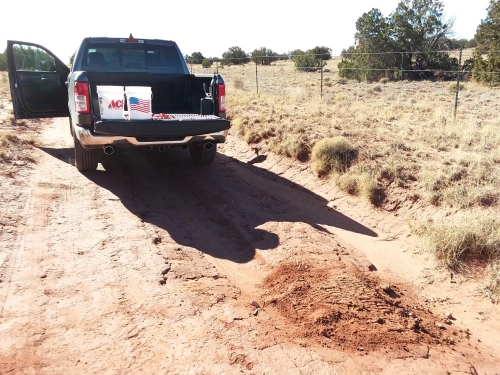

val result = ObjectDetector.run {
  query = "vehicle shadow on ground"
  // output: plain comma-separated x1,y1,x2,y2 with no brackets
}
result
39,146,377,264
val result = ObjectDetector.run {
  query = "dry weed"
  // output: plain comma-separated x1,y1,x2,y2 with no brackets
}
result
233,78,244,90
410,216,500,271
311,137,358,176
270,134,308,160
484,261,500,303
448,82,466,91
336,171,380,204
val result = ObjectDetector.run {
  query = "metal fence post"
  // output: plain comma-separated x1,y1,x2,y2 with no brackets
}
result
454,47,463,120
400,53,403,81
320,58,323,99
255,62,259,94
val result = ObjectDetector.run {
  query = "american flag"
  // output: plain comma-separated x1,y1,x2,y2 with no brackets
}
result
129,97,150,113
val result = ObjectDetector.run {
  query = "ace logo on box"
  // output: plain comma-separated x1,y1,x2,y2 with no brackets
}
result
108,99,124,109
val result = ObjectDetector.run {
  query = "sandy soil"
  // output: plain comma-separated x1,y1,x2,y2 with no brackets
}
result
0,117,499,374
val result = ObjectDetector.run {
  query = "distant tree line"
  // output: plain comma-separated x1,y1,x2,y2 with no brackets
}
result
184,45,333,72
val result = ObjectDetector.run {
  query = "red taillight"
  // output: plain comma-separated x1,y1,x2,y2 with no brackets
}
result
74,82,90,114
218,84,226,113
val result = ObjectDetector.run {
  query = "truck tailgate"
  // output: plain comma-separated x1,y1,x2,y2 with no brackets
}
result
93,114,230,137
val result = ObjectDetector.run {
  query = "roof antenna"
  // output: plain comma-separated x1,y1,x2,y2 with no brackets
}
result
129,33,133,38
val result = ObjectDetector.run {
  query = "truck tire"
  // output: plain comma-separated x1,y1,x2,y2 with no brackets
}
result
189,142,217,165
74,134,98,172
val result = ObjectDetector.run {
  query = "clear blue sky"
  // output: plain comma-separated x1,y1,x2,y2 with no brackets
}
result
1,0,491,62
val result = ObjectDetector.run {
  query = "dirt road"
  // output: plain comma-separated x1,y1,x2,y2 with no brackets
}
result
0,118,499,374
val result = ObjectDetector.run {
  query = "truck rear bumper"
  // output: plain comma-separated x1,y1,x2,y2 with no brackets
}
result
75,115,230,149
75,127,229,149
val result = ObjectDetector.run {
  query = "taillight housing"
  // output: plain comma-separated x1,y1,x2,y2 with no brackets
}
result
218,83,226,113
74,82,90,114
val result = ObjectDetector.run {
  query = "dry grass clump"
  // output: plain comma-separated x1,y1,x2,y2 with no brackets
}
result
0,132,19,161
418,156,500,209
484,261,500,303
311,137,358,176
410,216,500,271
0,131,37,163
269,133,309,160
0,72,9,97
448,82,466,92
233,78,244,90
336,171,380,204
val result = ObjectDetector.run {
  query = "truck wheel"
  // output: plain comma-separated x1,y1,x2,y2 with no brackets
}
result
74,134,98,172
189,142,217,165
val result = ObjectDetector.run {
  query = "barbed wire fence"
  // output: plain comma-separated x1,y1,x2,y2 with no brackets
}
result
188,49,500,121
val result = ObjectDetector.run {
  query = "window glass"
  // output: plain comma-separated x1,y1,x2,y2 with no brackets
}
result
13,44,56,71
83,43,185,73
123,48,146,69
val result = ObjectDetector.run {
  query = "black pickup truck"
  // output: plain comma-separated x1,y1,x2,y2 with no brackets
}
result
7,37,230,171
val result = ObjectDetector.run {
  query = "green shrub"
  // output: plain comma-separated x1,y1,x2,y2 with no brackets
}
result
201,59,213,68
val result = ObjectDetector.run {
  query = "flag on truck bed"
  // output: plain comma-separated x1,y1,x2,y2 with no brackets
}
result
129,97,150,113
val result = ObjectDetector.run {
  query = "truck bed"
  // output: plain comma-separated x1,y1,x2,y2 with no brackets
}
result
87,72,212,115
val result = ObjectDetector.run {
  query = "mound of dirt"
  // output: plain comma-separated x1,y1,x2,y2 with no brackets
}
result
262,263,464,352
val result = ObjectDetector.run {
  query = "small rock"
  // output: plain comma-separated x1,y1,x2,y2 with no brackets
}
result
40,274,47,279
376,318,385,324
358,347,364,351
436,322,445,329
380,283,390,292
251,301,261,308
444,319,452,325
445,312,453,319
368,264,377,272
253,308,260,316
